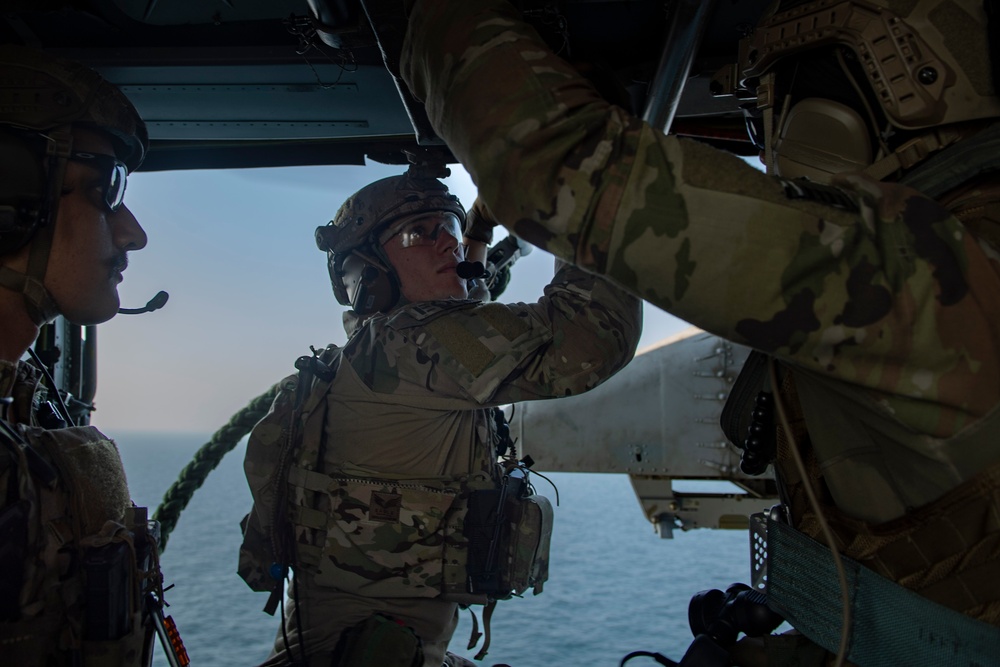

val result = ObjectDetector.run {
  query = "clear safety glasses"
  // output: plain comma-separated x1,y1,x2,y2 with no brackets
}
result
381,212,464,248
69,152,129,212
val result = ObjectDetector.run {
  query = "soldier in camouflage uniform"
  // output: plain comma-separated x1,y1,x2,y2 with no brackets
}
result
0,46,158,665
251,169,640,666
398,0,1000,663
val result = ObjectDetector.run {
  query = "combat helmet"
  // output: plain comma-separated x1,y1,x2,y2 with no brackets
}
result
715,0,1000,181
0,45,148,324
315,166,466,316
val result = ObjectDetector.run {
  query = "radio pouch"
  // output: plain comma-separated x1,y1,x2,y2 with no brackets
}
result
502,492,553,597
465,471,553,599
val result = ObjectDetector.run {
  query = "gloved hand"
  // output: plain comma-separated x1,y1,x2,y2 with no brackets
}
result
465,197,497,245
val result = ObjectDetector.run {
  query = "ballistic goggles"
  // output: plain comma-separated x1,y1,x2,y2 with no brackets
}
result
69,151,128,212
380,212,464,248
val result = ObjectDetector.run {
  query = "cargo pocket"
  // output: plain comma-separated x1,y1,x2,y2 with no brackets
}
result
313,479,456,598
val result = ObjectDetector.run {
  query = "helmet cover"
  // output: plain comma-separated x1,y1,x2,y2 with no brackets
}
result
0,45,147,170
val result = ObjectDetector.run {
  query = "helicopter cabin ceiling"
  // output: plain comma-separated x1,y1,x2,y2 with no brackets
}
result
2,0,765,171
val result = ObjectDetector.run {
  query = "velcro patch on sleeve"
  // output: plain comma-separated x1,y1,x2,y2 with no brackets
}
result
476,303,531,341
424,316,495,377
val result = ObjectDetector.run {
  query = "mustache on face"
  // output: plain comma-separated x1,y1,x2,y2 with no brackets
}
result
112,253,129,274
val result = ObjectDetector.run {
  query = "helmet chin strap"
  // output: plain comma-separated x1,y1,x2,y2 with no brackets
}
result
0,266,60,326
0,129,74,326
20,184,63,325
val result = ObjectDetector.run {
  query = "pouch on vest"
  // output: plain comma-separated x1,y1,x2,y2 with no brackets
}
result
80,611,148,667
500,493,552,596
465,470,552,599
79,510,160,667
237,510,276,594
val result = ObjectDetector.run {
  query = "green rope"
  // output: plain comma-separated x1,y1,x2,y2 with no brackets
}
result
153,384,279,553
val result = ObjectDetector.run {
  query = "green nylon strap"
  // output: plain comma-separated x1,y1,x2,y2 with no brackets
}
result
287,465,333,493
766,516,1000,666
291,504,327,531
899,122,1000,199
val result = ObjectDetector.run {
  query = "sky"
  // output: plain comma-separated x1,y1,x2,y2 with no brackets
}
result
92,161,692,434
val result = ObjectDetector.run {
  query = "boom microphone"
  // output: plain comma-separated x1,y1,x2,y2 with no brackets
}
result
118,290,169,315
456,261,487,279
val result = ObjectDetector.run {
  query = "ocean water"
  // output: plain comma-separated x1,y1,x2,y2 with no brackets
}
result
118,433,752,667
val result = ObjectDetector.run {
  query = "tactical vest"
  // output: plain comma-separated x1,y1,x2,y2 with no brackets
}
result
239,342,552,612
0,421,157,666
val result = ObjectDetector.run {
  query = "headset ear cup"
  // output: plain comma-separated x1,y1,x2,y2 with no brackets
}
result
334,252,399,316
351,266,379,314
353,265,398,316
0,131,47,254
772,98,872,182
329,253,351,306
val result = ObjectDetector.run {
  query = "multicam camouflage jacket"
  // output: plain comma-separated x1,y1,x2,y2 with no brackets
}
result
400,0,1000,514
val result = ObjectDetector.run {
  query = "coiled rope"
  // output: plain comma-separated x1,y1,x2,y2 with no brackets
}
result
152,384,279,553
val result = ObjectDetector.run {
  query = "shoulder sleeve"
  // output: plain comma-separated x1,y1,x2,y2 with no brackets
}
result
402,0,1000,435
345,265,641,406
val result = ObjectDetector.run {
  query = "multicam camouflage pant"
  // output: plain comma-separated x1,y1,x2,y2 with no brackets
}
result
257,571,460,667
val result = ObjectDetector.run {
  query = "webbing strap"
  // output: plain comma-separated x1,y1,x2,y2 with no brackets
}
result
473,598,497,660
897,122,1000,198
287,465,332,493
291,504,326,531
863,126,962,182
766,516,1000,666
